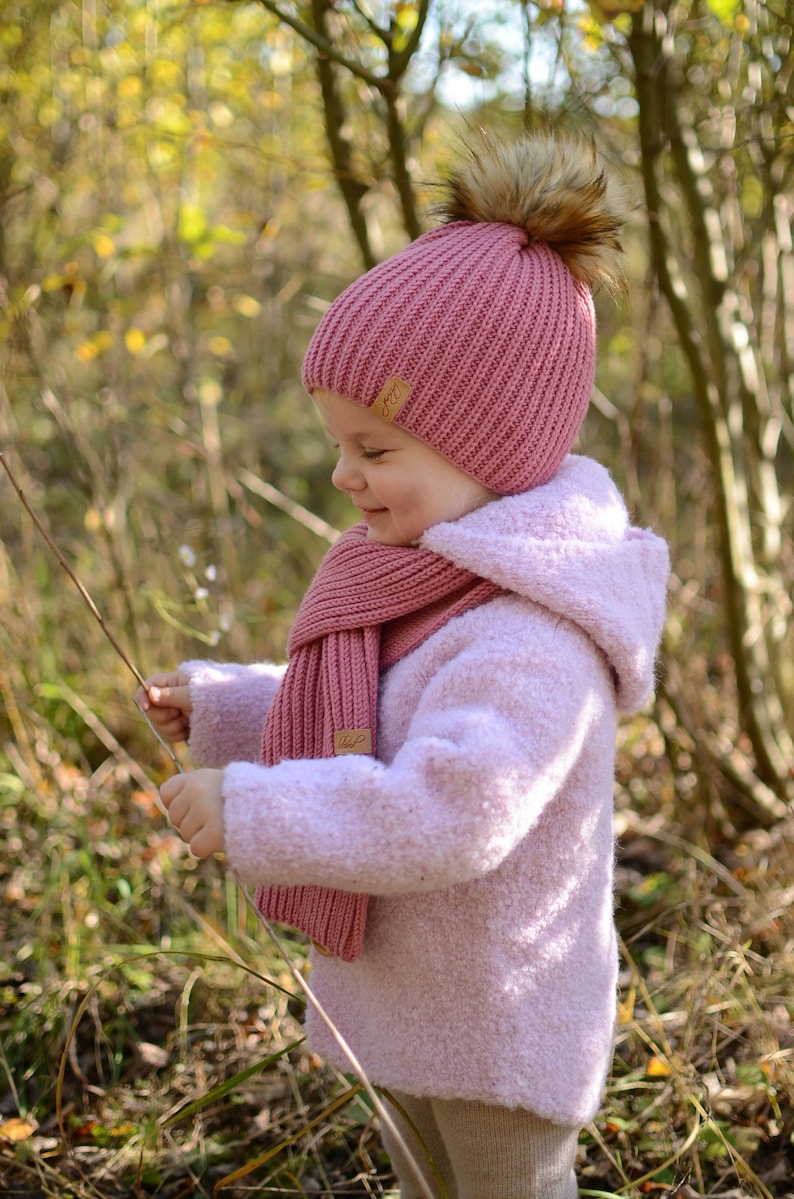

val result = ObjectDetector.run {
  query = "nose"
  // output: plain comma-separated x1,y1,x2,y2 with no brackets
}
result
331,450,364,493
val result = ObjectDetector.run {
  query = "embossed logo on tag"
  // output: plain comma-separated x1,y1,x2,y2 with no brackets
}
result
334,728,373,755
372,376,411,423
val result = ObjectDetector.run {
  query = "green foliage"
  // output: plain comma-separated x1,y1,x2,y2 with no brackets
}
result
2,0,794,1195
705,0,742,26
1,0,352,705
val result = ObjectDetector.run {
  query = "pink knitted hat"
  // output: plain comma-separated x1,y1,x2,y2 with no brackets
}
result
302,130,627,495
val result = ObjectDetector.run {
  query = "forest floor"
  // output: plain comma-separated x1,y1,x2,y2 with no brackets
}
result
1,715,793,1199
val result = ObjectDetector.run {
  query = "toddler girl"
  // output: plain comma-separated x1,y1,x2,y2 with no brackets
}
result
138,128,669,1199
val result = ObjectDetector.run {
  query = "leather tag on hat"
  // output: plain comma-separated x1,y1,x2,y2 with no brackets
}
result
372,376,411,422
334,728,373,755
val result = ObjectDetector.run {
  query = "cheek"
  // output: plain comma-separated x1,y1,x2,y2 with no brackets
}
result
372,468,405,503
390,481,425,518
420,475,455,514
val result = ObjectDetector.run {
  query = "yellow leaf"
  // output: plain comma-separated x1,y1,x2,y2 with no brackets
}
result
0,1117,36,1143
617,981,636,1024
93,233,115,259
208,335,232,357
75,331,112,362
75,341,99,363
232,294,261,318
577,11,606,48
646,1053,672,1077
178,201,208,246
125,328,147,354
118,75,141,99
110,1121,137,1138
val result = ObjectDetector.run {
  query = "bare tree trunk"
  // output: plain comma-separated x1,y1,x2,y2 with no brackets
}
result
629,3,794,806
309,0,377,270
253,0,429,265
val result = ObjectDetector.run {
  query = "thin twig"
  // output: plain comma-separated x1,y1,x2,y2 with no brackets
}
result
0,452,145,687
254,0,386,92
54,675,160,794
621,815,749,898
0,450,184,774
238,467,341,544
1,447,434,1198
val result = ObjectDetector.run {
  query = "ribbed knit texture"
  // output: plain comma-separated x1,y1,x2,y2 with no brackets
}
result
302,223,596,495
257,522,501,960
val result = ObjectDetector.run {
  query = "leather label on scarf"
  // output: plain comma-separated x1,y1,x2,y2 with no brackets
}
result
334,728,373,755
372,376,411,423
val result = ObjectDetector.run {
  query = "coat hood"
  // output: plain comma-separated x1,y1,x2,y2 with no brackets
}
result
421,455,669,713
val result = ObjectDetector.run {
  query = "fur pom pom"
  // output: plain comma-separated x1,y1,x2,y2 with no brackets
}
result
439,127,629,294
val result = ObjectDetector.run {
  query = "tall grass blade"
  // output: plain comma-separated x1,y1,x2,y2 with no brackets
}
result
161,1038,306,1128
5,448,437,1198
213,1083,362,1193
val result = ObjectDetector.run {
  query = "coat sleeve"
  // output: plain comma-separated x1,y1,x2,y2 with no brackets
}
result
182,659,286,767
221,612,614,895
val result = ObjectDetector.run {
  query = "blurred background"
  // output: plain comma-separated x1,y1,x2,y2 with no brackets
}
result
1,1,793,1195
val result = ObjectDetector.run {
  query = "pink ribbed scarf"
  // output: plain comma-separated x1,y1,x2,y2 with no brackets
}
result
256,522,501,961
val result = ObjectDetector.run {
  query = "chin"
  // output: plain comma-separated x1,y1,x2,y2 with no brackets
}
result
366,527,413,548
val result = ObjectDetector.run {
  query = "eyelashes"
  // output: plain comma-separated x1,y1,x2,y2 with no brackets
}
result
327,440,388,462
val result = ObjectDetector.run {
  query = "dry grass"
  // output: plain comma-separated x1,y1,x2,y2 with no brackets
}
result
1,346,792,1199
0,687,793,1197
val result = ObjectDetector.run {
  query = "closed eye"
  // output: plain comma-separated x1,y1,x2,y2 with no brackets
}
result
325,439,385,462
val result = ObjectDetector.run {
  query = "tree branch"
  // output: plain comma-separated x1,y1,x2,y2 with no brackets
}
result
629,7,794,797
382,87,422,241
388,0,430,82
253,0,386,92
309,0,377,269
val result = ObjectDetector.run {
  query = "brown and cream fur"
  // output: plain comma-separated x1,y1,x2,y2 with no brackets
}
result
438,126,630,295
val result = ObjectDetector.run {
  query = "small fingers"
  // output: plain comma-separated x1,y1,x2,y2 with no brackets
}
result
159,774,182,810
188,829,220,860
137,672,191,713
175,805,202,842
153,712,190,742
159,770,224,858
162,791,193,839
147,670,187,689
137,673,175,710
148,683,192,716
136,704,187,743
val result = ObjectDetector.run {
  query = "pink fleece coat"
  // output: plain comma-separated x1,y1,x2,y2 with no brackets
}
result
182,455,669,1126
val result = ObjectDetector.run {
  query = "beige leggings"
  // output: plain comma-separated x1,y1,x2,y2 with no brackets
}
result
380,1091,580,1199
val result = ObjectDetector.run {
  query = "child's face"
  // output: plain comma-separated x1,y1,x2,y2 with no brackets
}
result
314,390,496,547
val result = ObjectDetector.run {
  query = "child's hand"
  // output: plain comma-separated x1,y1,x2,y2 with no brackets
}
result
160,769,225,858
135,671,193,743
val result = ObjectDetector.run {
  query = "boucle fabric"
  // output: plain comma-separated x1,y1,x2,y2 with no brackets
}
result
302,225,595,495
257,526,500,961
182,455,669,1125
